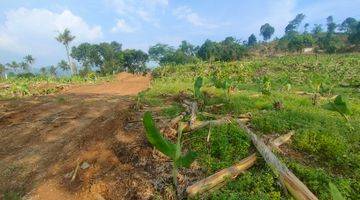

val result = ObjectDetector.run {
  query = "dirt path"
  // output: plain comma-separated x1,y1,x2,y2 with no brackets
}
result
0,73,167,200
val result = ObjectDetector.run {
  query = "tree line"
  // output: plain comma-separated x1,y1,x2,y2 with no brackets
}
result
1,14,359,78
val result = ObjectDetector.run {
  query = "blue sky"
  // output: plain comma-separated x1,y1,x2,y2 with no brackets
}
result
0,0,359,68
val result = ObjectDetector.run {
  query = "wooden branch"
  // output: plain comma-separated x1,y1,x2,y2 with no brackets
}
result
236,120,318,200
186,133,293,198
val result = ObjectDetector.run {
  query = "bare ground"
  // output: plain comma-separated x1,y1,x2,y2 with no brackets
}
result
0,73,177,200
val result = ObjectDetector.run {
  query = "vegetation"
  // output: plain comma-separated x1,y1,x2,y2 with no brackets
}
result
141,53,360,199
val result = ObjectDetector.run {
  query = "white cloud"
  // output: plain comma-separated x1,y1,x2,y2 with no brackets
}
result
0,7,103,55
111,19,136,33
106,0,168,29
173,6,220,29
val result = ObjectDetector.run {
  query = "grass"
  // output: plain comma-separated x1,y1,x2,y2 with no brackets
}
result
141,53,360,199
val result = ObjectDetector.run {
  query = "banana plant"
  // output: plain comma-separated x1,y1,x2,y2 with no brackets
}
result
194,76,203,99
143,111,197,188
323,95,352,122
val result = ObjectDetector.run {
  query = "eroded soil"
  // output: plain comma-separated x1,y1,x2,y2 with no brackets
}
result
0,73,174,200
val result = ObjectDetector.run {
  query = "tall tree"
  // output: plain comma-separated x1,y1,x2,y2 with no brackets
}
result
23,55,35,72
285,13,306,34
326,16,337,35
260,23,275,42
247,34,257,46
55,28,76,75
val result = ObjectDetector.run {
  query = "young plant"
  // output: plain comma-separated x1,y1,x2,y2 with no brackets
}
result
143,112,197,188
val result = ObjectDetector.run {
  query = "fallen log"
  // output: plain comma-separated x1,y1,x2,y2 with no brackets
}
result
236,120,318,200
186,154,257,198
186,133,293,198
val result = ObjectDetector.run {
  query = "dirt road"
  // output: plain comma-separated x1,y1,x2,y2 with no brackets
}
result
0,73,164,200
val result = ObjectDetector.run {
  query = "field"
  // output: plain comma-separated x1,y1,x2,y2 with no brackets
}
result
1,54,360,200
140,53,360,199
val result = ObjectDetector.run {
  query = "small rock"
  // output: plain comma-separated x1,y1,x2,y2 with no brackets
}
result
80,161,90,169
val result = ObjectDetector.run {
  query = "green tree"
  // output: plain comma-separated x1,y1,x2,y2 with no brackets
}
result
285,13,305,35
288,34,315,52
55,28,76,75
123,49,148,73
348,22,360,45
312,24,323,36
260,23,275,41
247,34,257,46
148,43,175,64
197,39,219,61
304,23,310,33
340,17,358,33
178,40,196,56
326,16,337,35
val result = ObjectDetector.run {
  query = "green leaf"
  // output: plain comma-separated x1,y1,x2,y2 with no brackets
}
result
143,111,176,159
323,95,351,116
194,76,203,98
329,182,345,200
176,151,197,168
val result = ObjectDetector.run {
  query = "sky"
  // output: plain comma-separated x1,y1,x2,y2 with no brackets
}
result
0,0,360,68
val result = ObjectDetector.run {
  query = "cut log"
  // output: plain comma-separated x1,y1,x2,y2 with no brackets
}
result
186,154,257,198
236,120,318,200
186,133,293,198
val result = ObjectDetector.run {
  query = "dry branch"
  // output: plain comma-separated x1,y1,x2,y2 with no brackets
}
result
236,120,318,200
186,133,293,198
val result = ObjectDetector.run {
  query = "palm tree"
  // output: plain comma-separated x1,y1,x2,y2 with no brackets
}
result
55,28,76,75
24,55,35,72
57,60,70,72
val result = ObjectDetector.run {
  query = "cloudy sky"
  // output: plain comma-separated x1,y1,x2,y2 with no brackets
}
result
0,0,359,67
